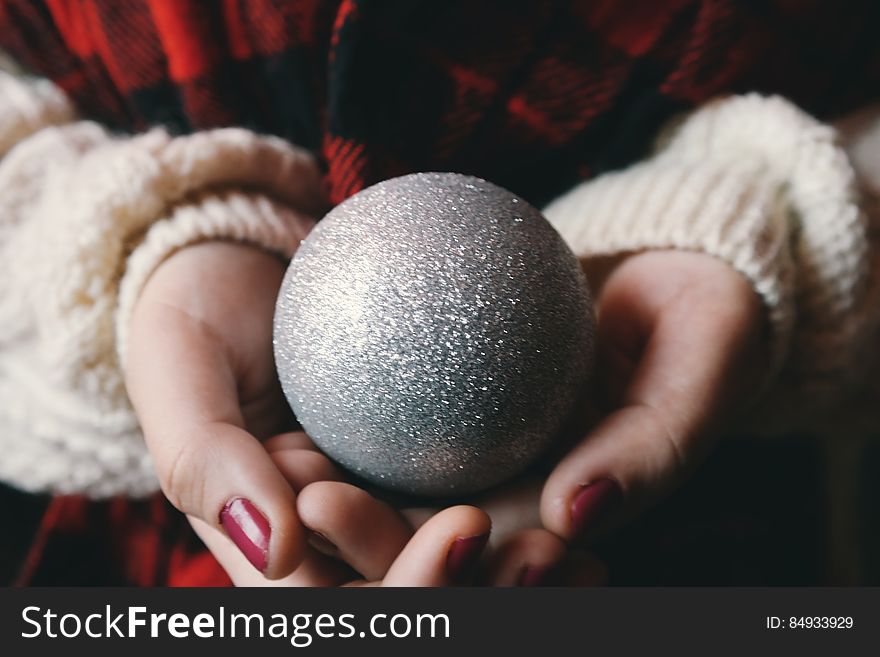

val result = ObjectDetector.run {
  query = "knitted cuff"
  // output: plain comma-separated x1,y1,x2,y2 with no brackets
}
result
116,191,316,368
0,73,325,497
544,94,873,405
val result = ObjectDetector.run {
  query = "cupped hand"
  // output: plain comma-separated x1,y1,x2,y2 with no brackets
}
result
123,239,602,586
125,240,314,579
541,250,766,543
126,242,751,585
191,432,494,586
196,431,605,586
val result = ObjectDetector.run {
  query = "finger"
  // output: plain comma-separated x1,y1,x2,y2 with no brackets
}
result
486,528,567,586
471,476,543,545
382,506,491,586
189,516,350,587
266,431,346,492
297,482,414,581
270,447,345,491
542,252,763,542
264,431,322,453
125,245,305,579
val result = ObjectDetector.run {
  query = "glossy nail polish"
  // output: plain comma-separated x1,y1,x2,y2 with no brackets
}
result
446,533,489,584
220,497,271,572
570,478,622,540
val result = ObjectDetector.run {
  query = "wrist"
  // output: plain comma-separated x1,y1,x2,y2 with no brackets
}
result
116,192,315,371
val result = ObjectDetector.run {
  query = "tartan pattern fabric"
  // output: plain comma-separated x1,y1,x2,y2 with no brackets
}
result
6,490,231,586
3,0,879,206
1,0,879,586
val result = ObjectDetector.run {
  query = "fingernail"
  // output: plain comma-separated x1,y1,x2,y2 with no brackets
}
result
518,564,559,587
219,497,271,573
307,531,338,557
571,478,623,540
446,533,489,584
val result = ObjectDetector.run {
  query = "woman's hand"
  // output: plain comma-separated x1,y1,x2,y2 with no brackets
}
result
124,241,312,579
196,431,605,586
541,250,767,543
123,237,495,586
191,432,495,586
123,239,603,586
125,240,756,585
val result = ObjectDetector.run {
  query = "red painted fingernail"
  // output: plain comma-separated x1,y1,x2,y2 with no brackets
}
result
220,498,271,573
446,533,489,584
518,564,558,587
571,478,623,540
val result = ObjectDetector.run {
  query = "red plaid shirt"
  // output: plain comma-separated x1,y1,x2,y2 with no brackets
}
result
1,0,878,585
3,0,879,206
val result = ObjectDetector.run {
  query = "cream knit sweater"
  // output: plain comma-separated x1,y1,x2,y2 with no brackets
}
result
1,70,879,498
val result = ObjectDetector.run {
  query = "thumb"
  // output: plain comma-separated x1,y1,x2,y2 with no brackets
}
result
125,246,306,579
541,251,764,542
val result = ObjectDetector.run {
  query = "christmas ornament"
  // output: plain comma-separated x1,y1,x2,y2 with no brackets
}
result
274,173,594,497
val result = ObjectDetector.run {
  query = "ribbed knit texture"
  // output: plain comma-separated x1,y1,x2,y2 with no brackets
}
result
545,95,880,426
0,70,323,497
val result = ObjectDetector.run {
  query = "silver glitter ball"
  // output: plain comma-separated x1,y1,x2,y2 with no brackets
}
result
274,172,594,497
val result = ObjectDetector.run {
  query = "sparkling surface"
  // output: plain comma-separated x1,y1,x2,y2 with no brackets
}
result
274,173,594,497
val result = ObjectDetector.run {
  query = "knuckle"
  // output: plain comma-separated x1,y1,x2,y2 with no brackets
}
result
157,438,207,515
631,402,689,480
